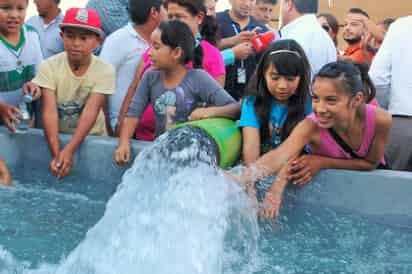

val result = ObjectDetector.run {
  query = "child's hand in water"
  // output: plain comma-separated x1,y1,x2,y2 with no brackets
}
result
288,155,323,185
260,191,282,219
0,159,12,186
49,148,74,180
114,142,131,165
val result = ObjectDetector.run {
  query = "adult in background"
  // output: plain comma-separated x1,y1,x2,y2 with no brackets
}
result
342,8,374,64
216,0,268,100
205,0,218,16
86,0,129,36
279,0,336,78
100,0,166,136
253,0,277,30
27,0,64,58
369,16,412,171
317,13,339,49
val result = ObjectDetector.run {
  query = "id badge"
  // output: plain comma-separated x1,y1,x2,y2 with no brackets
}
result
237,67,246,84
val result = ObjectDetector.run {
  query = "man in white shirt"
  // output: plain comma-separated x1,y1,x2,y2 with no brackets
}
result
369,16,412,171
279,0,336,78
100,0,166,133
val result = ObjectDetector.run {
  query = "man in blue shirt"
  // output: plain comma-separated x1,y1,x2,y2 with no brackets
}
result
216,0,268,101
86,0,129,36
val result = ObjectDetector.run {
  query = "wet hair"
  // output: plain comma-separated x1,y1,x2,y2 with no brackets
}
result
158,20,195,65
256,0,277,4
348,8,369,18
314,61,375,103
246,39,311,143
293,0,318,14
317,13,339,46
164,0,218,69
129,0,163,25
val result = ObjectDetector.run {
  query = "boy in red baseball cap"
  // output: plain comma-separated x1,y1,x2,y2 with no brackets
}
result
30,7,115,180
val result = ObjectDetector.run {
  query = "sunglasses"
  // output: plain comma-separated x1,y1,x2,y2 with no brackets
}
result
322,25,330,32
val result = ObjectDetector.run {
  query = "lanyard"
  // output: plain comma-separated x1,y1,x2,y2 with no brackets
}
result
231,23,245,68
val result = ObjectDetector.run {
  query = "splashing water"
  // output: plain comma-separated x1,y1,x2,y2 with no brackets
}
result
0,126,260,274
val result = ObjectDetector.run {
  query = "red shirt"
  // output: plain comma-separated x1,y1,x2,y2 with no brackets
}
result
343,43,374,64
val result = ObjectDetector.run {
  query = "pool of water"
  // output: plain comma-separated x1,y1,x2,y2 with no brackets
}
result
1,128,412,274
1,171,412,273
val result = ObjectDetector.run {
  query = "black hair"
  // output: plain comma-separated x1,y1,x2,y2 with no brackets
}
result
158,20,195,65
314,61,374,103
164,0,218,69
293,0,318,14
55,0,60,4
246,39,311,143
348,8,369,18
128,0,163,25
353,62,376,103
256,0,277,4
380,18,395,30
317,13,339,46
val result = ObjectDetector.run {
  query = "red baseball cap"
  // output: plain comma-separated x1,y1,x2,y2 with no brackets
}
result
60,8,103,37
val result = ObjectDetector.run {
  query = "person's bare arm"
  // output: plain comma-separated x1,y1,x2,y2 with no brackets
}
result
53,93,107,179
0,158,11,186
114,117,140,165
188,102,241,121
242,127,261,166
116,61,145,136
63,93,106,155
41,88,60,158
214,74,225,87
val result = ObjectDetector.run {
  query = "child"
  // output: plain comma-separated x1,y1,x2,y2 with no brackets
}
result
26,0,64,59
165,0,226,86
114,20,239,165
241,61,392,218
239,40,311,216
240,40,311,165
30,8,115,179
0,0,43,107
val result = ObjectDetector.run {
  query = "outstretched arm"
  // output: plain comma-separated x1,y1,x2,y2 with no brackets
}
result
54,93,107,179
116,61,145,136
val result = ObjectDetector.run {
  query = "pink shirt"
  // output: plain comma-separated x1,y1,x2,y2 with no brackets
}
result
308,104,385,164
142,40,225,78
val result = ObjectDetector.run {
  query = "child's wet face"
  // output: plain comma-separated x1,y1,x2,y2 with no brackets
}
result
61,28,100,63
149,29,175,70
311,78,353,128
264,64,300,104
0,0,27,36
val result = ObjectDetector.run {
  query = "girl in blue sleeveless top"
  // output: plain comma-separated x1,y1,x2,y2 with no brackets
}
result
239,40,312,218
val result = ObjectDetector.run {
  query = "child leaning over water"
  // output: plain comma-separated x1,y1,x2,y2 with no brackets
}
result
240,61,392,218
239,40,311,217
30,8,115,179
115,20,240,165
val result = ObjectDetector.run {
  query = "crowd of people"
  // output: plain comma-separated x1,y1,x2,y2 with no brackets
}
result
0,0,410,218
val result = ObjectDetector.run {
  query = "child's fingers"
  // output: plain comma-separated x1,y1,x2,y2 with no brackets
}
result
295,171,313,185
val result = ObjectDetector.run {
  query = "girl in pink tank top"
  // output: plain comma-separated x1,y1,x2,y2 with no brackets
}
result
239,61,392,219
